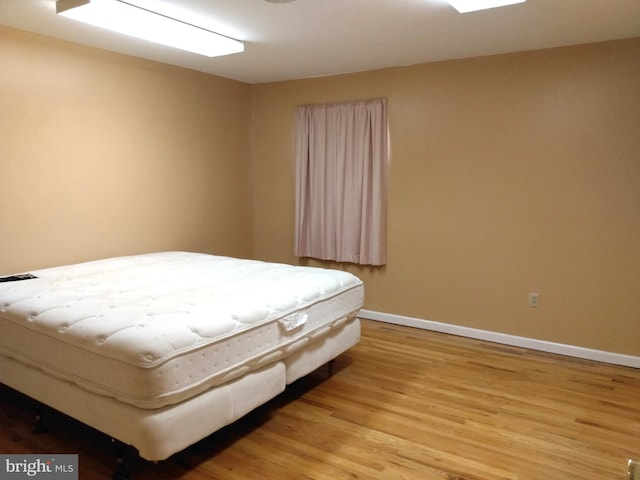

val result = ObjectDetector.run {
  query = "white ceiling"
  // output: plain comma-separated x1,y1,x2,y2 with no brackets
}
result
1,0,639,84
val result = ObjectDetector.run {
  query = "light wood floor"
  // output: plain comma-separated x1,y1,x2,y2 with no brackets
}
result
1,319,639,479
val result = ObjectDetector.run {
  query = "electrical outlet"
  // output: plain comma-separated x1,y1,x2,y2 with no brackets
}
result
529,292,540,308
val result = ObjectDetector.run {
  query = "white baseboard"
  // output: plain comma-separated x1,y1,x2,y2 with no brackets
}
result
359,309,640,369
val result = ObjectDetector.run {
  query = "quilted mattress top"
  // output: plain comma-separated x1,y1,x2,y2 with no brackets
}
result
0,252,363,407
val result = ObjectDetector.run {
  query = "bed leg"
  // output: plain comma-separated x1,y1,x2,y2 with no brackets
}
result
111,438,129,480
32,408,48,434
328,359,336,377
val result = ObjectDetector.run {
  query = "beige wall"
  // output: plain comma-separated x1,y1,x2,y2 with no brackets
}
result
251,38,640,356
0,26,253,274
2,24,638,356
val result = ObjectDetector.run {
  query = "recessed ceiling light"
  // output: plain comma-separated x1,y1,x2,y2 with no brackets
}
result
56,0,244,57
447,0,525,13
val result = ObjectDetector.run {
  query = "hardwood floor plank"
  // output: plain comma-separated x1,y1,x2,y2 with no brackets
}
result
1,319,638,479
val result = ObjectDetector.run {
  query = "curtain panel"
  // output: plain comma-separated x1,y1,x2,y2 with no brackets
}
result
295,98,389,266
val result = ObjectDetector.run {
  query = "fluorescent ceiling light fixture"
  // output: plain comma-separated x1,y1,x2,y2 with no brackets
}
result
446,0,525,13
56,0,244,57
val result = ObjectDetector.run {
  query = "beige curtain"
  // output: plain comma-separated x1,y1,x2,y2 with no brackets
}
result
295,98,389,266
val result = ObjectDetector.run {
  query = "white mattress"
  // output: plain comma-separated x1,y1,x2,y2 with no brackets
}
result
0,252,363,409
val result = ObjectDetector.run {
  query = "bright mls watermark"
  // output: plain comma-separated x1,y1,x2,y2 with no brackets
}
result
0,455,78,479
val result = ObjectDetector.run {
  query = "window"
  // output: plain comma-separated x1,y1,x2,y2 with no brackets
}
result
295,98,389,266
